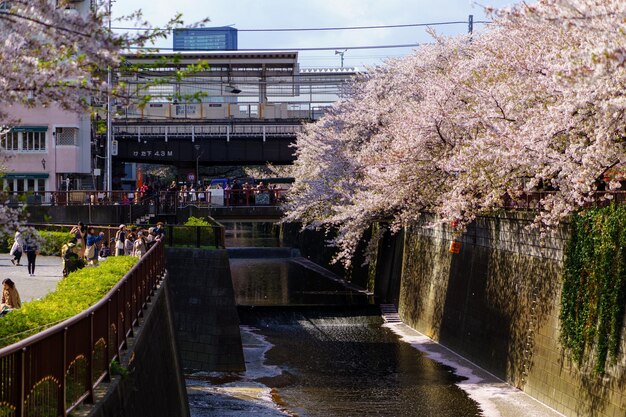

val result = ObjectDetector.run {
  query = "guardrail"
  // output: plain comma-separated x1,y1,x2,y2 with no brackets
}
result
1,191,158,207
0,240,165,417
501,190,626,210
1,188,287,210
27,222,226,250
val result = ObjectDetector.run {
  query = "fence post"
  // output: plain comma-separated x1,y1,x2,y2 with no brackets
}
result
87,312,94,403
61,327,68,417
105,299,112,382
17,347,25,417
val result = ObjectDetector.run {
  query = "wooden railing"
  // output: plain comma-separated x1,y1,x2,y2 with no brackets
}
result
0,240,166,417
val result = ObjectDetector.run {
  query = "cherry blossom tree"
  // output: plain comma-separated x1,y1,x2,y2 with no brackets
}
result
0,0,205,235
285,0,626,265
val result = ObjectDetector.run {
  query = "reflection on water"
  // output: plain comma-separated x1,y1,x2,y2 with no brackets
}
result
230,258,370,307
223,221,281,248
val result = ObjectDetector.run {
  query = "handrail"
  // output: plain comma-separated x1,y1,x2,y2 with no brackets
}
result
26,223,225,249
0,240,166,416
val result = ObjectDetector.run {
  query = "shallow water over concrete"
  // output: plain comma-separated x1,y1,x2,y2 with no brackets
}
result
187,253,483,417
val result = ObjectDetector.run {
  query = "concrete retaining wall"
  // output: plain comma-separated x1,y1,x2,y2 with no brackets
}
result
82,278,189,417
165,248,245,372
394,213,625,417
25,204,149,225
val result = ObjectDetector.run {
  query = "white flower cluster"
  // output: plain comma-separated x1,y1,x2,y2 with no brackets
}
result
285,0,626,265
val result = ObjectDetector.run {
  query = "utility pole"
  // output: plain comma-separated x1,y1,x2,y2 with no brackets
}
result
105,0,113,194
468,14,474,34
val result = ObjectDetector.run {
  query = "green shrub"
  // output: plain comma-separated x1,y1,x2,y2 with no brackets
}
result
0,234,9,253
38,231,73,256
184,216,211,226
0,256,138,348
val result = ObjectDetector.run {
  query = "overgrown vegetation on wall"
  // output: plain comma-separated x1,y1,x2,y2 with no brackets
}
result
561,205,626,374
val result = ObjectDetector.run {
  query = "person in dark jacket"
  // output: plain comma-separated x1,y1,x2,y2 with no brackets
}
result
23,233,39,277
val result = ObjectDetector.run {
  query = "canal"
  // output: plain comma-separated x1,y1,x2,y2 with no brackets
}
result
187,221,483,416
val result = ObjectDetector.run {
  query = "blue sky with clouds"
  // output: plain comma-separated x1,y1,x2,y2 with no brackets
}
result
113,0,517,69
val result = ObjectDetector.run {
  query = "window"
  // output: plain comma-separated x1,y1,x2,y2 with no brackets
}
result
0,131,18,151
22,131,46,151
0,129,46,152
55,127,78,146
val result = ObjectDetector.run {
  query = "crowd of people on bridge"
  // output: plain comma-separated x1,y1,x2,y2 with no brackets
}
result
159,179,284,211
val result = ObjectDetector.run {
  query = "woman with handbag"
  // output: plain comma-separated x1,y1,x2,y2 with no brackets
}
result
9,231,23,266
85,227,104,266
114,224,126,256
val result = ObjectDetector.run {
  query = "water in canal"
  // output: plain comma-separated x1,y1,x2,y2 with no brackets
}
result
188,222,483,416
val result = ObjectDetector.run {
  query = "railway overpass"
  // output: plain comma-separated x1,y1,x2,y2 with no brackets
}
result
102,51,358,176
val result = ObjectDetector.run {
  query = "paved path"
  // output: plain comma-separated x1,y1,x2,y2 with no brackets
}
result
0,254,63,303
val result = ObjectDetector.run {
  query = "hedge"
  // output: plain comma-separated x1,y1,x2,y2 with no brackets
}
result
0,256,138,348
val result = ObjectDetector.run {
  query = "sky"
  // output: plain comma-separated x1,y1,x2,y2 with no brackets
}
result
113,0,517,69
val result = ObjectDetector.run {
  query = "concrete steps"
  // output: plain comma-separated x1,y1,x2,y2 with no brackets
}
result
380,304,402,323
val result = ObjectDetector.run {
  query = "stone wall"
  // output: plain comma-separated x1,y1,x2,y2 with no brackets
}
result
165,248,245,372
83,278,190,417
395,213,626,417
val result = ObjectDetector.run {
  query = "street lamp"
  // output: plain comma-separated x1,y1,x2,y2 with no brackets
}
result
105,0,113,195
194,144,203,186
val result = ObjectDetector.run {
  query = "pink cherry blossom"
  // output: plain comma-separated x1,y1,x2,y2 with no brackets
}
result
285,0,626,265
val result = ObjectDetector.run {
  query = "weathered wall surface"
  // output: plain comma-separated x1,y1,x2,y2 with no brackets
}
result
396,213,625,417
165,248,245,372
84,278,190,417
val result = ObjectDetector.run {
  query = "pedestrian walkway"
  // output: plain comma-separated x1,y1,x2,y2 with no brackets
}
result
0,255,63,303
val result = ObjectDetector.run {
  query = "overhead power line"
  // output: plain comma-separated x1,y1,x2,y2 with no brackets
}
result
112,19,491,33
127,43,422,52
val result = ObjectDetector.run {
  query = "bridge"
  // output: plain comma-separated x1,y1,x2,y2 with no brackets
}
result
113,122,300,165
102,52,358,172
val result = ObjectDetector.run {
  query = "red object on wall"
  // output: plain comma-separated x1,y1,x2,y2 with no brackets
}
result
449,241,461,254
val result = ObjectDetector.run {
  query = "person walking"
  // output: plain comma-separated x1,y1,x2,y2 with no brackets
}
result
69,221,86,258
23,233,38,277
124,232,135,256
9,231,24,266
133,231,147,259
114,224,126,256
1,279,21,311
61,237,82,277
85,227,105,266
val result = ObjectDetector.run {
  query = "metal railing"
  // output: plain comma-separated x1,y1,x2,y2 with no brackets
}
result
1,188,287,210
0,191,159,207
501,191,626,210
27,222,226,250
0,240,166,417
159,189,285,211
